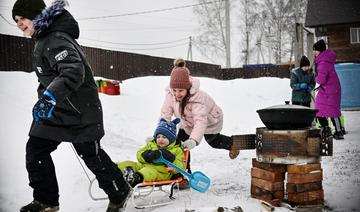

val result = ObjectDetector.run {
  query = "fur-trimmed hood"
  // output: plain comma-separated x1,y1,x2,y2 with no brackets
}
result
33,0,79,39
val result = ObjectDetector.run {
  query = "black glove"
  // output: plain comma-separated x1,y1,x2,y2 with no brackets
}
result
159,149,175,163
141,150,161,163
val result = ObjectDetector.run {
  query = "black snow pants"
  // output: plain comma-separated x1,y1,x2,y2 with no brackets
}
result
25,136,130,206
176,129,233,173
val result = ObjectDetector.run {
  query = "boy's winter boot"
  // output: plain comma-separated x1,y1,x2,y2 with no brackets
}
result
321,126,332,138
177,178,190,190
106,188,133,212
123,166,143,187
20,200,59,212
333,131,344,140
123,166,135,185
132,173,143,186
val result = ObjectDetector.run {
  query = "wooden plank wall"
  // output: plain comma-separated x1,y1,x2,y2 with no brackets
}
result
0,33,291,80
327,24,360,62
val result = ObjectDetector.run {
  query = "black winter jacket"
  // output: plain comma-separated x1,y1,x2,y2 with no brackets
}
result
29,6,104,143
290,67,316,104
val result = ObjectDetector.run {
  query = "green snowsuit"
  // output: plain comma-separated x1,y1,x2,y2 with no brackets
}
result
116,140,186,182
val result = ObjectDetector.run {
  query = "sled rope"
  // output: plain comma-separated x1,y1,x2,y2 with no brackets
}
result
70,144,92,182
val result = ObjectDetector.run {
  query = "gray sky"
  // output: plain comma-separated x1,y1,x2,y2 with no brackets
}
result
0,0,217,64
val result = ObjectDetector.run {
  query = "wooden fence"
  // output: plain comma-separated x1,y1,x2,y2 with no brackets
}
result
0,33,292,80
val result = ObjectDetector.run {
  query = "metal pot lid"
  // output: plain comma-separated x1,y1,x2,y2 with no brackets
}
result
257,101,318,112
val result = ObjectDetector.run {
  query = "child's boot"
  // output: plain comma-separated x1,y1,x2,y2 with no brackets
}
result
20,200,59,212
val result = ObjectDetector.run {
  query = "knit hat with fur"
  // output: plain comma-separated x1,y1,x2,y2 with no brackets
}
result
154,118,180,143
313,39,326,52
299,56,310,68
12,0,46,21
170,58,192,90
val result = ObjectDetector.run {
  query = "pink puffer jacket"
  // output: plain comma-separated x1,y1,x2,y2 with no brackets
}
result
160,78,223,143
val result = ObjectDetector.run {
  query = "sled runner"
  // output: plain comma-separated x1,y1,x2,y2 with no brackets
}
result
130,150,191,209
88,150,193,209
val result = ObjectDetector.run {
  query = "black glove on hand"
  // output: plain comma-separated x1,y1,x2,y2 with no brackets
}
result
159,149,175,163
141,150,161,163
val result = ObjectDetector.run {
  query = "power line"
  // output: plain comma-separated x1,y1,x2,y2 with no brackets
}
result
80,37,188,46
78,0,224,21
0,14,15,26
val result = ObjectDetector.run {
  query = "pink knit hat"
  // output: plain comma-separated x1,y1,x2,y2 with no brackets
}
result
169,58,192,89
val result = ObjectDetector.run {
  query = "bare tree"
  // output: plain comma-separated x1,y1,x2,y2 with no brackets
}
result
193,0,308,66
237,0,308,64
238,0,263,64
193,0,227,65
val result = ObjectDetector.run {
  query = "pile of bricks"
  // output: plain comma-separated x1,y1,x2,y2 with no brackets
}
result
250,158,286,206
287,163,324,206
250,158,324,207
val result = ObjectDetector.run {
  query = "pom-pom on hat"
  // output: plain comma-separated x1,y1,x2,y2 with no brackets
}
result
313,39,326,52
154,118,180,143
299,56,310,68
12,0,46,21
170,58,192,90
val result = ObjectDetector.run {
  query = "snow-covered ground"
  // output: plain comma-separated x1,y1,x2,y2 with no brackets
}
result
0,71,359,211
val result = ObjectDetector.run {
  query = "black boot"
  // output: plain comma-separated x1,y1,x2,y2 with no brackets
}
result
123,166,143,187
20,200,59,212
333,131,344,140
106,188,133,212
341,127,347,135
321,126,332,138
123,166,135,185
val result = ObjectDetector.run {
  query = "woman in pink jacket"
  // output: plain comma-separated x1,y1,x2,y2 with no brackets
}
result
313,39,344,139
160,59,239,159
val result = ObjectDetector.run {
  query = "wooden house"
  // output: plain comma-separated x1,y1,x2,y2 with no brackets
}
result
305,0,360,62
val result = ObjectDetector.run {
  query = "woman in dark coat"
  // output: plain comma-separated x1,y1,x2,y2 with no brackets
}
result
12,0,131,211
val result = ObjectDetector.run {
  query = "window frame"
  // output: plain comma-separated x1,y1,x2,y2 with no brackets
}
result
350,28,360,44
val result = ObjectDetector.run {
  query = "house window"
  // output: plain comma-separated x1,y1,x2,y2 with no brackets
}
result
350,28,360,44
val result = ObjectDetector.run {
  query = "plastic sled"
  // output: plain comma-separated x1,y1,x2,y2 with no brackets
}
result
88,150,191,209
153,151,211,193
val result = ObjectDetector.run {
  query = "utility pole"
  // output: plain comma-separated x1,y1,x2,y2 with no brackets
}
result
294,0,303,67
295,23,304,67
244,0,249,65
225,0,231,68
267,27,272,63
306,30,314,64
187,36,193,61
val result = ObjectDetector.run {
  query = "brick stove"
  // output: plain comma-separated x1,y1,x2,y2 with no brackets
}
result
250,127,333,209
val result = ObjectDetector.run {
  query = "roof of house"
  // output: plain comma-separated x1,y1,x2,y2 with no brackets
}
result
305,0,360,27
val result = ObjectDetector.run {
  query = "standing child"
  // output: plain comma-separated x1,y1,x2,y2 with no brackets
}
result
116,118,186,187
12,0,131,211
290,55,315,107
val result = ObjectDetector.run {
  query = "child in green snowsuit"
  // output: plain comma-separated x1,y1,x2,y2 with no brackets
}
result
116,118,186,187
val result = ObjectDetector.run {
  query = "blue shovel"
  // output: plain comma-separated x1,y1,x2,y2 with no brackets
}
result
153,151,211,193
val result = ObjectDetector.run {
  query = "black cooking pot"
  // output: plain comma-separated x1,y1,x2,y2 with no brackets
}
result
256,102,318,130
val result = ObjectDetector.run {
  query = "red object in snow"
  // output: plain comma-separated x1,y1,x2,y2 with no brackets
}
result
95,78,121,95
104,80,120,95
